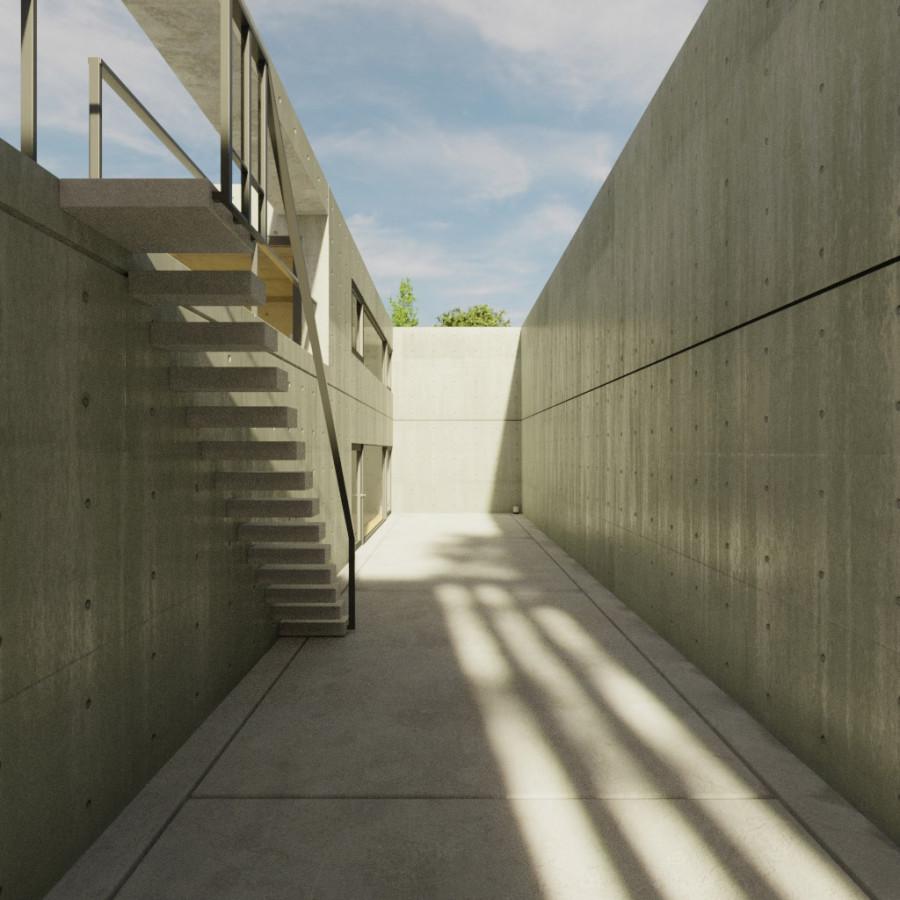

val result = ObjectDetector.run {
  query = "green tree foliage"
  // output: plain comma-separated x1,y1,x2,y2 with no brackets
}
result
436,304,511,327
388,277,419,327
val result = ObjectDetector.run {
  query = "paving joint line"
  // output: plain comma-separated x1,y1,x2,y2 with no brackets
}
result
108,638,308,898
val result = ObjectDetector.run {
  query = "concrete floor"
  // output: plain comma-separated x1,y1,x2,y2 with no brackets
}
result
50,514,900,899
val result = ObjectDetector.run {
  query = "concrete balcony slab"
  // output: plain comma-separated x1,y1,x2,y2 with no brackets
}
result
59,178,252,253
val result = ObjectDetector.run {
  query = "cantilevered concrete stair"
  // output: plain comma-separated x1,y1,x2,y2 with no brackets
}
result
150,276,345,633
61,178,346,635
150,274,346,636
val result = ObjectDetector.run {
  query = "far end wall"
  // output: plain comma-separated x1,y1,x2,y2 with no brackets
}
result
392,328,521,513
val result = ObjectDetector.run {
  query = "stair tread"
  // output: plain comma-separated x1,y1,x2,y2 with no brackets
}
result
170,367,289,392
278,619,348,637
200,441,305,461
255,563,335,586
187,406,298,428
247,545,331,564
266,587,338,598
226,498,318,517
268,597,343,616
151,321,277,352
237,523,326,543
130,270,266,306
216,471,312,491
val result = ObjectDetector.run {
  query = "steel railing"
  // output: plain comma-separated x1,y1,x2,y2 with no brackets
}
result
88,58,206,180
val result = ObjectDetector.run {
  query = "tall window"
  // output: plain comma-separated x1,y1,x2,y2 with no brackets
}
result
351,282,389,382
352,444,391,545
351,285,364,359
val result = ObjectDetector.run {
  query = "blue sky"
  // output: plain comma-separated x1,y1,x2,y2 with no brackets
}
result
1,0,705,325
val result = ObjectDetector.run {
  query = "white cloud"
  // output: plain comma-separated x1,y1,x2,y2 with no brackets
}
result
421,0,706,107
348,198,585,324
320,121,615,207
322,124,532,203
507,202,584,245
252,0,705,109
347,212,457,284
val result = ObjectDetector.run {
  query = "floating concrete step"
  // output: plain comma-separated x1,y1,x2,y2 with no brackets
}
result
248,544,330,565
59,178,251,253
272,603,343,622
200,441,304,461
170,366,289,393
151,321,277,352
255,564,336,587
279,618,348,637
237,523,325,543
186,406,297,428
130,270,266,307
215,471,312,492
226,498,318,519
266,585,340,607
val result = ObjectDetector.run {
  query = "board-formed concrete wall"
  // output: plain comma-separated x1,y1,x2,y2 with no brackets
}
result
0,138,390,900
521,1,900,842
393,328,521,512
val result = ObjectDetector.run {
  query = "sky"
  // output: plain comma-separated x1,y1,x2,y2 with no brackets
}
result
1,0,705,325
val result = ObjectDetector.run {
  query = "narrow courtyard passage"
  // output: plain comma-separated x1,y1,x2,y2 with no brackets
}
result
52,515,900,899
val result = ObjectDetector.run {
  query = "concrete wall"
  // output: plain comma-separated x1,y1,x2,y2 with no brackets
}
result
393,328,521,512
0,136,390,899
521,1,900,843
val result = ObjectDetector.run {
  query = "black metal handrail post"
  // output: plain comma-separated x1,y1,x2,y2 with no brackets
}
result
21,0,36,159
265,78,356,629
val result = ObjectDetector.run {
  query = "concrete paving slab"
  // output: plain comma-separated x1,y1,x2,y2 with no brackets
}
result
197,578,763,800
52,515,900,898
116,797,866,900
356,554,575,589
356,513,570,588
380,512,534,541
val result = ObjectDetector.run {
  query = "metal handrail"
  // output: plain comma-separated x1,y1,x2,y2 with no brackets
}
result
88,58,206,180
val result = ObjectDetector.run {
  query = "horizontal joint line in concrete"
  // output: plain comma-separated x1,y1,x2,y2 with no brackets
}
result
188,791,778,802
394,417,521,423
191,792,658,801
523,252,900,421
107,639,309,898
324,375,394,418
0,198,128,276
1,645,99,705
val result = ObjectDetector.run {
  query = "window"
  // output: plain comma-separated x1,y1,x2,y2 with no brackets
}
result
352,444,392,545
351,282,389,382
351,286,364,359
